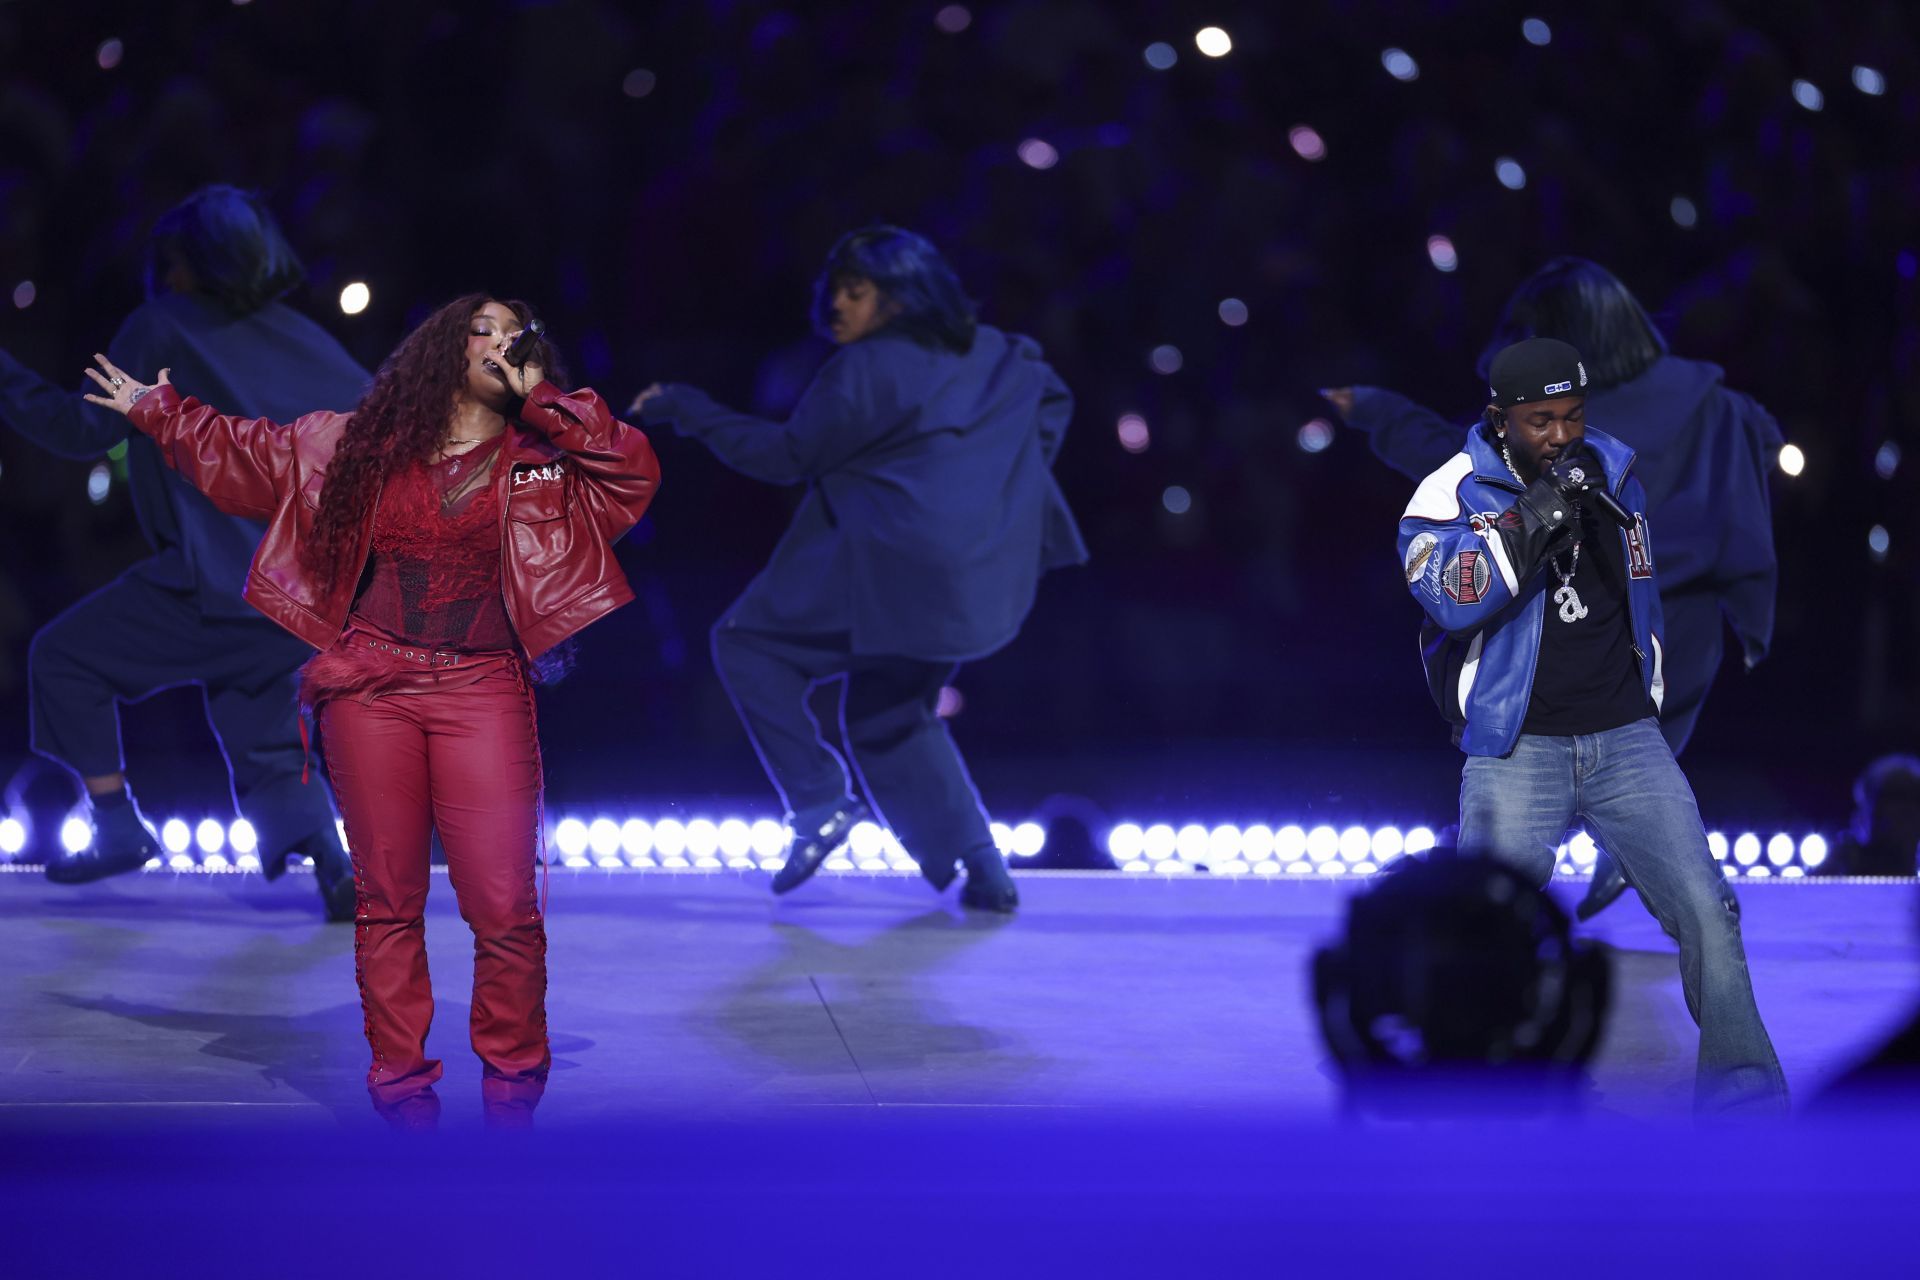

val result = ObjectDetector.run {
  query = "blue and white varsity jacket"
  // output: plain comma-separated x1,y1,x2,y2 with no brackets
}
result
1396,424,1666,757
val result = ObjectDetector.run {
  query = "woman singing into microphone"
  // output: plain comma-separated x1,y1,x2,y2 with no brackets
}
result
83,296,660,1126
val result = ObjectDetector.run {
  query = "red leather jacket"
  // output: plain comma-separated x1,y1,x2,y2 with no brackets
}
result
127,381,660,657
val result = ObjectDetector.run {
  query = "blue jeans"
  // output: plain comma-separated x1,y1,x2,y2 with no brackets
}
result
1457,718,1788,1115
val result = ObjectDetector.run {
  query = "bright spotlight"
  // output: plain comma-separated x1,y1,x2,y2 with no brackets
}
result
1276,825,1308,862
1853,66,1887,96
717,819,752,858
1108,823,1145,860
750,819,787,858
685,819,720,858
1800,835,1829,868
62,816,93,853
1791,79,1824,111
0,817,26,855
989,821,1014,854
1194,27,1232,58
161,819,192,854
338,281,371,315
620,818,653,856
653,818,687,858
1306,825,1339,863
227,819,258,854
1337,826,1370,863
1242,824,1275,861
1143,824,1177,859
1208,824,1243,859
1405,827,1436,854
1777,444,1805,476
553,818,589,858
195,818,225,854
1568,831,1598,867
1011,822,1046,857
1732,833,1761,866
587,818,621,857
1176,823,1210,861
1707,831,1729,860
1371,827,1405,860
1766,834,1795,867
87,464,111,505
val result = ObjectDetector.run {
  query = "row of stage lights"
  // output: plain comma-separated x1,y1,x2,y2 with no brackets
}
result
0,811,1833,880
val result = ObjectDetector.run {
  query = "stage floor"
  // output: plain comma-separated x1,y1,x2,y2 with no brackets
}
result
3,867,1915,1130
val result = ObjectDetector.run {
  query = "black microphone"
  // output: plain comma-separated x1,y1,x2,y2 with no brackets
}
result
503,318,547,369
1587,485,1636,531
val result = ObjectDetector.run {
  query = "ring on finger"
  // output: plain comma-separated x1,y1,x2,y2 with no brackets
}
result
110,376,124,388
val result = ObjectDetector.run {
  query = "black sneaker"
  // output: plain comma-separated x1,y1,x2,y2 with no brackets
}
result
1575,858,1631,922
296,825,357,924
771,802,870,896
46,802,159,885
958,851,1020,914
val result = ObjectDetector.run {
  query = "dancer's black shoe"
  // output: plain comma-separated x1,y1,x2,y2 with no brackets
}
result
45,792,158,884
298,824,357,924
1575,859,1630,923
772,801,870,895
958,850,1019,914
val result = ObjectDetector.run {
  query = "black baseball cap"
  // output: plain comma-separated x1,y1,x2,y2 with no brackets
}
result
1487,337,1589,407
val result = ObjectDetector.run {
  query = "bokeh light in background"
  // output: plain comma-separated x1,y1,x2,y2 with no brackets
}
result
1148,344,1183,374
1297,419,1335,453
12,281,34,310
1381,48,1419,81
1494,157,1526,190
1874,442,1900,479
1791,79,1824,111
1194,27,1232,58
1143,42,1177,70
1161,485,1192,515
1670,196,1699,228
96,39,124,70
1778,444,1806,477
1426,235,1458,272
1287,125,1327,162
1522,18,1552,46
622,69,657,98
1016,138,1059,170
1853,65,1886,95
933,5,971,34
1116,413,1150,453
1868,525,1890,562
338,282,370,315
1217,298,1248,327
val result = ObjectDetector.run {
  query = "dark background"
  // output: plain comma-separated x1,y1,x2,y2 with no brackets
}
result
1,0,1915,833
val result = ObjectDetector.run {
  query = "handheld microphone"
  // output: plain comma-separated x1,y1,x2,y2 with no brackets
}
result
1588,486,1636,531
503,319,547,369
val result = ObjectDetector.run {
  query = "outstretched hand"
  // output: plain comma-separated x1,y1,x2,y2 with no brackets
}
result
628,383,665,417
82,354,169,417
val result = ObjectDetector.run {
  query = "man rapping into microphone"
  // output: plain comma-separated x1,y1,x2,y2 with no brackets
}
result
1397,337,1787,1115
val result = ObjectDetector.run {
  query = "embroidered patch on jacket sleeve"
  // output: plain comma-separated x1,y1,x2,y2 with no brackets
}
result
1625,514,1655,580
1442,549,1491,604
1404,532,1439,585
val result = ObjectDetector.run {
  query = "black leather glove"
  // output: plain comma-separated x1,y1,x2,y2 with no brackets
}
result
1498,443,1603,580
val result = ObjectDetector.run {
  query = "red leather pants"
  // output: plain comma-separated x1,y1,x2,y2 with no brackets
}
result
319,660,548,1122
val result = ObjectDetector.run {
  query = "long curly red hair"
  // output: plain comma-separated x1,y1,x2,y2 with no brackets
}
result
303,293,563,589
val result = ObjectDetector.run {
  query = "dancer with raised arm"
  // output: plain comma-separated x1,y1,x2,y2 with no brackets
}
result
635,226,1085,912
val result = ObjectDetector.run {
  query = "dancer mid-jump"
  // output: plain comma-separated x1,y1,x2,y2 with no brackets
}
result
636,226,1085,912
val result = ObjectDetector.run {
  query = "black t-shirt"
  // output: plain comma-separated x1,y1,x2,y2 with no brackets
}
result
1522,507,1656,735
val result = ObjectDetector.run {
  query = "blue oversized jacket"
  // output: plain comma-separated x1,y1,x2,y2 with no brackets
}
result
1397,424,1666,757
648,325,1087,661
0,293,368,619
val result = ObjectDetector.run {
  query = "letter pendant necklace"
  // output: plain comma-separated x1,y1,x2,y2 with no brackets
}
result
1552,541,1588,624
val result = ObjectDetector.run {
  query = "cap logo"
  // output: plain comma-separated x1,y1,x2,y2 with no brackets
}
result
1577,361,1587,387
1543,379,1573,395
